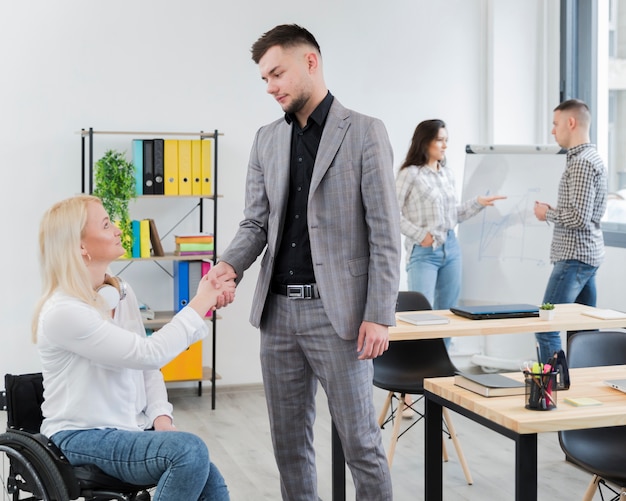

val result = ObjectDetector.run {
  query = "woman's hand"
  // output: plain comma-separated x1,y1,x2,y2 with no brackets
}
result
477,195,507,206
153,415,176,431
420,232,434,247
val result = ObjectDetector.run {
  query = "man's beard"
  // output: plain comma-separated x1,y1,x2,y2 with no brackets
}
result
283,94,308,115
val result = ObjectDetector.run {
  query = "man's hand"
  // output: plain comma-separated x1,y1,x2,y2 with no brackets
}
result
208,261,237,309
357,321,390,360
534,201,551,221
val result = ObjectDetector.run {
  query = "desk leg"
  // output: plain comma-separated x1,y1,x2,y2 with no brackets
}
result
331,421,346,501
515,433,537,501
425,395,443,501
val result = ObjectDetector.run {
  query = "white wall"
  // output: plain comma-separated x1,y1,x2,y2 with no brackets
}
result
0,0,583,389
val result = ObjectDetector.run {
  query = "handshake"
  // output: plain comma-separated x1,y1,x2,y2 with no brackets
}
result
189,262,237,317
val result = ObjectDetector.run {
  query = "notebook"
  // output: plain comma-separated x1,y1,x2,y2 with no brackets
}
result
454,372,525,397
450,303,539,320
396,312,449,326
581,309,626,320
603,379,626,393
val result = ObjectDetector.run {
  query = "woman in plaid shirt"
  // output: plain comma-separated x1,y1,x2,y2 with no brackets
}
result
395,119,505,415
396,119,505,314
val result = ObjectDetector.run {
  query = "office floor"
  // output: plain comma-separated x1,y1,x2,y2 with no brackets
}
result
169,382,611,501
0,380,611,501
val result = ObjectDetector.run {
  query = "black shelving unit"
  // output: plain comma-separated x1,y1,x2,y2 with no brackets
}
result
81,128,222,409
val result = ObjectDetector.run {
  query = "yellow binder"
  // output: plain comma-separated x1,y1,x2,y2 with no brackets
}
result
191,140,202,196
201,139,213,196
178,139,192,196
139,219,151,258
163,140,178,196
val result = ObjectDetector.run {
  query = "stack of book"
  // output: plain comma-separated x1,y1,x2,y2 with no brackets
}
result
128,218,164,258
174,233,214,257
454,372,525,397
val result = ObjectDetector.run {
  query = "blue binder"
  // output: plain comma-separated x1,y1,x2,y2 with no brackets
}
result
132,139,143,196
173,260,190,312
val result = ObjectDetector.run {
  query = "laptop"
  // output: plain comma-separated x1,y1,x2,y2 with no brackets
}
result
449,303,539,320
603,379,626,393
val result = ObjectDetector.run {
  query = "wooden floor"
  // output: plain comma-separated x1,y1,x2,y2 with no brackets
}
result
169,383,615,501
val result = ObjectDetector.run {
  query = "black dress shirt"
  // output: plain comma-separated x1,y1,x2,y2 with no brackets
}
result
272,92,334,285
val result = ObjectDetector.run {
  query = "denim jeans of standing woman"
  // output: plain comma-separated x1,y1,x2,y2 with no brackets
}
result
52,428,230,501
407,230,461,348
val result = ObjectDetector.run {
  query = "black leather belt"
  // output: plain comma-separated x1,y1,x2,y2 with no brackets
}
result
270,283,320,299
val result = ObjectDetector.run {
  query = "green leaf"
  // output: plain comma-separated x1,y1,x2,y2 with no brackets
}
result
93,149,137,254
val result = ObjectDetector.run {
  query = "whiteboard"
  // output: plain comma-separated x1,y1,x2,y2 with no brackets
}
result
458,145,566,305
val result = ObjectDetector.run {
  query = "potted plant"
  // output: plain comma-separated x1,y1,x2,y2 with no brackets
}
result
93,149,137,257
539,302,555,320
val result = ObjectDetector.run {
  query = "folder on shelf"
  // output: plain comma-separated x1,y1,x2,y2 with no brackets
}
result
147,218,164,257
201,138,213,196
131,220,141,258
161,340,203,381
173,260,190,312
163,139,178,196
202,260,213,318
188,260,202,298
191,139,202,196
178,139,192,196
153,139,165,195
132,139,143,196
139,219,151,258
142,139,154,195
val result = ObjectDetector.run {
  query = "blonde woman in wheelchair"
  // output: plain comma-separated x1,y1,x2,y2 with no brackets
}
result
32,195,235,501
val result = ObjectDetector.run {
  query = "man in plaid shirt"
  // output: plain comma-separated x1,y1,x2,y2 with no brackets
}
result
534,99,607,362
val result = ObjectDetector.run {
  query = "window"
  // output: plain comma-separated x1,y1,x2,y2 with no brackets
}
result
562,0,626,247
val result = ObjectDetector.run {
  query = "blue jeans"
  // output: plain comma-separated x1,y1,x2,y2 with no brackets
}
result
407,230,461,348
52,428,229,501
536,259,598,362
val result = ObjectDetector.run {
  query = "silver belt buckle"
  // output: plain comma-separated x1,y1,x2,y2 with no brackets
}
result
287,285,306,299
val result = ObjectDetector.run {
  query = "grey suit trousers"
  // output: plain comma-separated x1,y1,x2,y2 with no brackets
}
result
260,293,393,501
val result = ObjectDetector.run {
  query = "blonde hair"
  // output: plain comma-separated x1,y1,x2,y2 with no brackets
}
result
32,195,108,342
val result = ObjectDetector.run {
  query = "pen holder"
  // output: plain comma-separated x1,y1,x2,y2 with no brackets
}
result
524,371,557,410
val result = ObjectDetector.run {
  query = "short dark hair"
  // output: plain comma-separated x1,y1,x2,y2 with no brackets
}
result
251,24,321,64
400,119,447,170
554,99,591,125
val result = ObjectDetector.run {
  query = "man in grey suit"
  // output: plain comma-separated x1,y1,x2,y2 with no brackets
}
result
213,24,400,500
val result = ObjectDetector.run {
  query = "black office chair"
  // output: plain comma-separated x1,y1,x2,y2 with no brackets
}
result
372,291,472,484
0,372,155,500
558,330,626,501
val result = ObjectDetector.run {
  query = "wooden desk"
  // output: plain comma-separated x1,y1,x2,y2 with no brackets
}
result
391,302,626,341
424,365,626,501
330,303,626,500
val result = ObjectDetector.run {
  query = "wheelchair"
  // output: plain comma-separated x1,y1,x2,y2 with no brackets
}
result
0,373,155,500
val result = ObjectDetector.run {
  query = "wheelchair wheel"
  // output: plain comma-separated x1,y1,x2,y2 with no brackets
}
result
0,432,69,501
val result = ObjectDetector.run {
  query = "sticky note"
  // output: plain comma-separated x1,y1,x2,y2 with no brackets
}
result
564,397,602,407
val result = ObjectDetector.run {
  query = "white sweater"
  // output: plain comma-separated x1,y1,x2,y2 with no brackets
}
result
38,284,208,438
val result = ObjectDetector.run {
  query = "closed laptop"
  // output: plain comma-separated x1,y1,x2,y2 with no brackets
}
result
450,303,539,320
